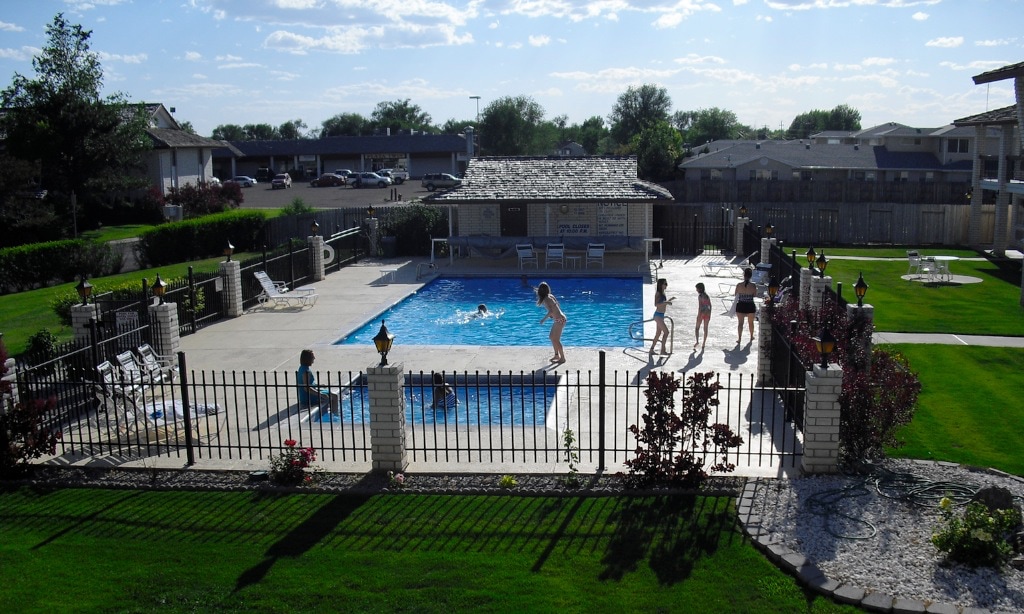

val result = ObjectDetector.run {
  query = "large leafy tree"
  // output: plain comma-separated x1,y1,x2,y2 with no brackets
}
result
631,120,683,181
0,13,151,234
609,84,672,145
673,107,747,146
321,112,370,137
787,104,862,140
479,95,546,155
277,119,307,140
370,99,433,135
211,123,247,140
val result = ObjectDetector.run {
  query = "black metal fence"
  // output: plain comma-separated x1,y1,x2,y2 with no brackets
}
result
15,355,804,474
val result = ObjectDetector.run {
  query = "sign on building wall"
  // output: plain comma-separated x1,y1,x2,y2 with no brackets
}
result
557,222,591,235
597,203,627,235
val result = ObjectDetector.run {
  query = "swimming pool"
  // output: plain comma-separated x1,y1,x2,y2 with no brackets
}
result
308,374,561,427
335,276,643,346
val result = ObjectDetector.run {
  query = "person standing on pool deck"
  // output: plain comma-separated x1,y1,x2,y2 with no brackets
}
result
734,268,758,344
694,282,712,351
536,282,566,364
650,278,674,355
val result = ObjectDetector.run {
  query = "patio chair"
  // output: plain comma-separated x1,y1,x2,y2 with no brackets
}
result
701,251,757,278
136,344,177,382
254,271,318,308
516,244,539,269
545,243,565,269
585,243,605,269
115,350,167,387
906,251,922,276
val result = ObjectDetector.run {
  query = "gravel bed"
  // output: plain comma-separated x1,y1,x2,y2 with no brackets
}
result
747,459,1024,612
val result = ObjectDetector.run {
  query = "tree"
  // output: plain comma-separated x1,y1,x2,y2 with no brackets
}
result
631,120,683,181
0,13,152,235
211,124,247,141
277,119,307,140
178,120,196,135
370,99,433,135
479,95,545,155
243,123,276,140
609,84,672,145
786,104,862,140
321,112,369,137
675,107,745,146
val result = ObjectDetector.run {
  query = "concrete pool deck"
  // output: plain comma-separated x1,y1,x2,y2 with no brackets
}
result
177,252,762,381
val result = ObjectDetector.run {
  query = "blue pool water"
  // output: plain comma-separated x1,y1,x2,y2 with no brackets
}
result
318,385,555,426
336,276,643,346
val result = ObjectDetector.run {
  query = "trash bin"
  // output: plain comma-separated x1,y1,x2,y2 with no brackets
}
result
381,236,397,258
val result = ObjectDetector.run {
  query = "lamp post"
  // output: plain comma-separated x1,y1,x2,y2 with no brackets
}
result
767,277,779,308
816,251,828,278
366,205,375,218
805,247,816,270
311,221,320,236
152,274,168,305
223,240,234,262
75,275,93,305
764,223,773,238
739,205,748,218
372,320,395,367
854,272,868,308
469,95,481,123
813,327,836,369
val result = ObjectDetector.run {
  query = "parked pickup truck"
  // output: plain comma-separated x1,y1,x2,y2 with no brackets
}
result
379,168,408,184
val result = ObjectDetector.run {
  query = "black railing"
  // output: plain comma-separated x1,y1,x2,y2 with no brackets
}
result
19,361,804,473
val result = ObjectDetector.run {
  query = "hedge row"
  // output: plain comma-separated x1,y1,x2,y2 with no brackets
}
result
0,239,115,294
135,210,268,267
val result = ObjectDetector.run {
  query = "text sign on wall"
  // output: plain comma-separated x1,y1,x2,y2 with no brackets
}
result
557,222,591,235
597,203,627,236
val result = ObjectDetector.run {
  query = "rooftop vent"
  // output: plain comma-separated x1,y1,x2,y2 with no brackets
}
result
755,143,761,149
854,144,859,150
805,144,810,150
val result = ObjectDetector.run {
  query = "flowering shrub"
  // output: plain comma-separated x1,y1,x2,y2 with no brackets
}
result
769,294,920,462
268,439,317,486
625,371,743,489
387,471,406,489
498,474,518,489
931,497,1021,568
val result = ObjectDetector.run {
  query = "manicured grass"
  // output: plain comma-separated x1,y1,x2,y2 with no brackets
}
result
811,256,1024,336
79,224,156,242
884,344,1024,476
0,488,857,613
0,254,253,357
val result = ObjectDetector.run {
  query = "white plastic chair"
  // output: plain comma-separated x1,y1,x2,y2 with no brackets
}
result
585,243,605,269
545,243,565,269
906,251,922,276
516,244,538,269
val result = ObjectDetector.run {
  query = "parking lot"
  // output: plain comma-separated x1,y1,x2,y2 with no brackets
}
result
236,177,431,210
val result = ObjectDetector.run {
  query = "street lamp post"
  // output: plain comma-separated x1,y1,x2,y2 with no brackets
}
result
469,95,481,123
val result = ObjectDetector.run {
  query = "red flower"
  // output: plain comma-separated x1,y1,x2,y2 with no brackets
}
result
284,439,297,447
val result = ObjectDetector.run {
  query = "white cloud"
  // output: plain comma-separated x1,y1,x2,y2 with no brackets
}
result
528,34,551,46
273,0,319,8
862,57,896,66
911,11,927,20
192,73,208,79
0,21,24,32
98,51,147,64
185,51,202,61
925,36,963,48
673,54,727,66
788,62,828,71
216,54,243,62
218,62,263,69
832,63,862,71
975,38,1013,47
939,60,1010,72
756,14,773,22
0,46,33,61
764,0,942,10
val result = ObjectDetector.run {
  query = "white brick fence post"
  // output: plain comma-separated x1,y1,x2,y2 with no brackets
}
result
309,234,326,282
801,363,843,474
148,301,181,364
219,259,243,318
71,303,101,344
367,362,408,473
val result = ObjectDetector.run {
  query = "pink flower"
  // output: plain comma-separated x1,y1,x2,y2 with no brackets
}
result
394,473,405,484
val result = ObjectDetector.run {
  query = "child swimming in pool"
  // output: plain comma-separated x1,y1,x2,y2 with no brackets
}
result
432,372,457,409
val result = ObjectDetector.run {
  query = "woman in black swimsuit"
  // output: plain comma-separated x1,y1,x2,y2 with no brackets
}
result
734,267,758,344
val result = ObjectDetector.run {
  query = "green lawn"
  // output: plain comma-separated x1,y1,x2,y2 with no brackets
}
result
885,344,1024,475
0,488,856,613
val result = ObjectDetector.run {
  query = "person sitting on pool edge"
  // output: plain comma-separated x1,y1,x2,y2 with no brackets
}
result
296,349,339,412
432,372,457,409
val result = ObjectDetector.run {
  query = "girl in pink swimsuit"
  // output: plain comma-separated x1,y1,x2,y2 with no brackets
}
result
536,282,567,364
694,283,711,351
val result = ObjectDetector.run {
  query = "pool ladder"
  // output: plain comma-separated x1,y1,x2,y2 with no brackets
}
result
416,262,438,280
628,315,674,355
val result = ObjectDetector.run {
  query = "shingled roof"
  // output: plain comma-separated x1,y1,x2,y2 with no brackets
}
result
953,105,1019,127
680,140,957,172
147,127,242,155
426,156,673,203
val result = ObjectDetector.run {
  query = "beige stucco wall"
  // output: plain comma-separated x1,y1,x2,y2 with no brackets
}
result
456,202,653,241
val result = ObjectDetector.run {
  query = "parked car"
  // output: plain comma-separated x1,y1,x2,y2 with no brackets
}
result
227,176,256,187
378,168,408,184
421,173,462,191
271,173,293,189
310,173,347,187
334,169,354,177
350,172,392,188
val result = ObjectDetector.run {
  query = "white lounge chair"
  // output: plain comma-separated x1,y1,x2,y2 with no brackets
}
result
701,251,757,278
516,244,538,269
585,243,605,269
136,344,177,382
545,243,565,269
254,271,318,308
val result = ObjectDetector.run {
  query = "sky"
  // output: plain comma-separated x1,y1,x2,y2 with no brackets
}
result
0,0,1021,138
